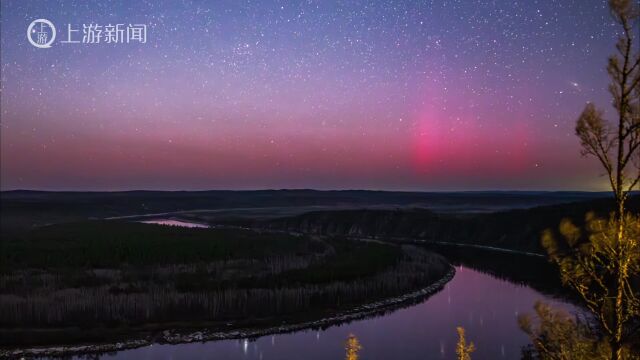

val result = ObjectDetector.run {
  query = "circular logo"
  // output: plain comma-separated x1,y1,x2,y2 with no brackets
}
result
27,19,56,48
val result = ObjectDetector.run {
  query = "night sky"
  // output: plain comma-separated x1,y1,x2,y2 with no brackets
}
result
0,1,624,191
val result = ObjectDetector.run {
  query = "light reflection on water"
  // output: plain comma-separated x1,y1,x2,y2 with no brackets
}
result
139,219,210,228
74,266,572,360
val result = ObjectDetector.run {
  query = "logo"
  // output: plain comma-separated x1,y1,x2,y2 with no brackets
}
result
27,19,56,48
27,18,148,48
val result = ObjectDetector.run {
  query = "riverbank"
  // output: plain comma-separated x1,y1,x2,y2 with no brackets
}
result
1,266,455,359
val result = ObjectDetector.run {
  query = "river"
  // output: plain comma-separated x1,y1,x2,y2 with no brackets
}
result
57,265,571,359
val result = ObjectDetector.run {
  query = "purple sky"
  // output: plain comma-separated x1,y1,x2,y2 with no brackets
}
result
0,0,625,190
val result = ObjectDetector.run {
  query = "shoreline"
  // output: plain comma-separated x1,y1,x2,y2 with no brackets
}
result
1,266,455,359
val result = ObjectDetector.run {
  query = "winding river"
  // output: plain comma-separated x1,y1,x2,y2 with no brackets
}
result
27,218,572,359
54,264,571,360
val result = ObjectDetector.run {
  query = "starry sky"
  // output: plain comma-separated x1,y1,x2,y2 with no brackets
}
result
0,0,626,191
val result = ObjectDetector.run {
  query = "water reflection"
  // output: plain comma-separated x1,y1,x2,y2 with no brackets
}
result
70,266,572,360
139,219,209,228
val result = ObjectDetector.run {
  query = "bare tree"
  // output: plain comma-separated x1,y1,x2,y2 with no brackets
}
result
572,1,640,359
526,2,640,360
575,0,640,216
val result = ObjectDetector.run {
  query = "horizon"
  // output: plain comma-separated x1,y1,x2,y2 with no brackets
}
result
0,187,617,194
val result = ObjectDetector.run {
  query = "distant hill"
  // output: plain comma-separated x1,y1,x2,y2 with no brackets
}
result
1,189,613,215
0,189,620,238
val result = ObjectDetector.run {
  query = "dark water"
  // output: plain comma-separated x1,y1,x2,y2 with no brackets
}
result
77,266,571,360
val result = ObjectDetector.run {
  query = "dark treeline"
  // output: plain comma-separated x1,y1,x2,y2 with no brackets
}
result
1,221,312,270
244,196,640,254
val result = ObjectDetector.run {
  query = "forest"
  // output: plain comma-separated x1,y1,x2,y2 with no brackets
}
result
0,220,450,348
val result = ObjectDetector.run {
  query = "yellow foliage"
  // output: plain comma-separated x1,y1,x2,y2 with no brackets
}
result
518,301,611,360
455,327,475,360
540,213,640,359
345,333,362,360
